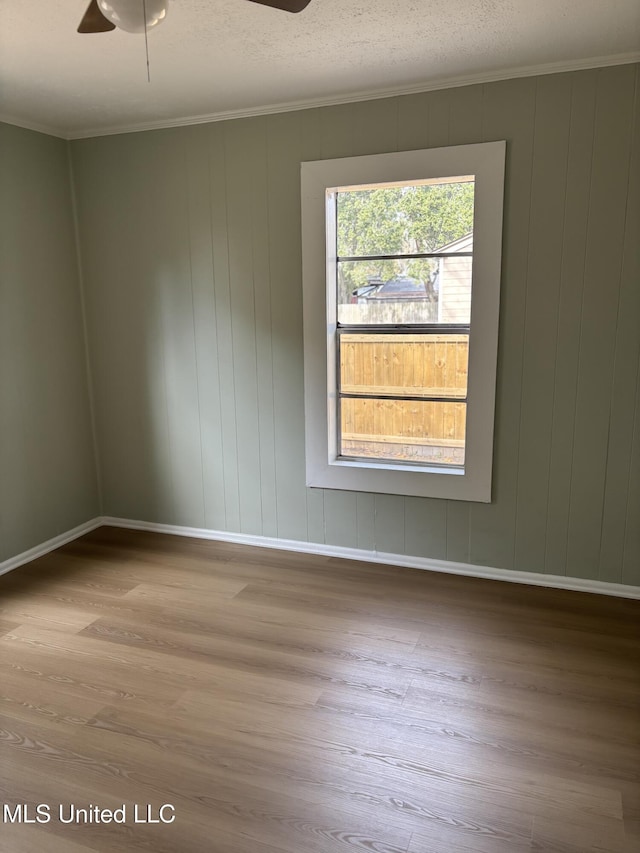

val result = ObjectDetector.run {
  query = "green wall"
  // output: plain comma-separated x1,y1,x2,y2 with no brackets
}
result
0,123,100,561
69,63,639,585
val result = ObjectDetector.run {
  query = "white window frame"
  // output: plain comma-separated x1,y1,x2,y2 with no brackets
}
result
301,141,506,503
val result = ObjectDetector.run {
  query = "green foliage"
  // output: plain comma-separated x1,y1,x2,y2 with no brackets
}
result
336,181,474,302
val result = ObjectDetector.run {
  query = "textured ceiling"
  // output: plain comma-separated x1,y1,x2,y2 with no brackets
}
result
1,0,639,138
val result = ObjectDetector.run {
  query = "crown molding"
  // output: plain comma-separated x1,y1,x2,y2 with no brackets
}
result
0,112,66,139
68,51,640,140
2,52,638,142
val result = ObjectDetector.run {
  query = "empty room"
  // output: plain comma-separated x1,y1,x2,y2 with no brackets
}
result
1,1,639,851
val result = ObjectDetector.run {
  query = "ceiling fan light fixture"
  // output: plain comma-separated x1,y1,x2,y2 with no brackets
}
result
97,0,170,34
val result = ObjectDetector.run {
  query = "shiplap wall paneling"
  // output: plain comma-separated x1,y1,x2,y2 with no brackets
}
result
0,124,99,561
224,119,264,535
619,74,640,587
70,65,640,586
566,65,637,581
543,70,597,580
597,68,640,585
207,123,242,532
397,92,430,152
442,84,486,565
300,106,327,546
266,111,310,542
75,134,169,522
184,125,226,531
249,119,280,540
468,77,537,571
404,496,447,561
155,129,205,529
514,73,572,575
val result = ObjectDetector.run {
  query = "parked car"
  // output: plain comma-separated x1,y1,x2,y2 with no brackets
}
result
350,276,427,304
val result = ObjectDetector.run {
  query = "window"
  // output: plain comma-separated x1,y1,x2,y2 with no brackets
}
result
301,142,505,502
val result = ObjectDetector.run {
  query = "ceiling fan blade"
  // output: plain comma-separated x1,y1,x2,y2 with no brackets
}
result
245,0,312,12
77,0,116,33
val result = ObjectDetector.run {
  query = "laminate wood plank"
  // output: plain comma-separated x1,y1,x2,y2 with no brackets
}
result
168,589,421,648
137,601,420,664
620,779,640,843
0,574,211,627
408,823,532,853
530,813,628,853
0,633,187,712
0,740,289,853
0,528,637,852
0,824,98,853
415,622,640,680
5,623,323,709
403,679,640,752
172,688,625,822
0,617,20,636
159,692,537,843
3,709,410,853
0,670,106,729
120,577,248,605
85,705,414,853
0,597,97,631
317,686,640,786
77,616,412,702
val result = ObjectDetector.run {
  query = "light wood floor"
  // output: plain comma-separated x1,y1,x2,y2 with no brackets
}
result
0,527,638,853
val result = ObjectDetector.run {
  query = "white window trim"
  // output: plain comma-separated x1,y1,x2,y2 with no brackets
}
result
301,141,506,503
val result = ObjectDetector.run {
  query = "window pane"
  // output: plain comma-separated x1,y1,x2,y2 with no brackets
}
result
337,252,473,326
340,333,468,399
337,258,440,325
340,398,466,466
337,180,475,258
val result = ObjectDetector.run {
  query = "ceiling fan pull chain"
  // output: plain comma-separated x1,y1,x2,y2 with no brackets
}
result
143,0,151,82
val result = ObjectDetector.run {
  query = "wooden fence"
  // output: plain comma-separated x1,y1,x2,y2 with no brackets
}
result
339,334,468,463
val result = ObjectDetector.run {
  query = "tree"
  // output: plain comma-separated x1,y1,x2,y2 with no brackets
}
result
336,181,474,303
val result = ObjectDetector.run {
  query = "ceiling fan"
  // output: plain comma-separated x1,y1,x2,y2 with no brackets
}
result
77,0,312,34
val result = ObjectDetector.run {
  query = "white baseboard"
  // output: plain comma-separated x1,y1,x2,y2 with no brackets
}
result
0,518,103,578
102,516,640,600
3,515,637,599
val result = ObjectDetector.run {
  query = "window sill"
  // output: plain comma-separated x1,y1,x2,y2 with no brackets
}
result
331,458,465,477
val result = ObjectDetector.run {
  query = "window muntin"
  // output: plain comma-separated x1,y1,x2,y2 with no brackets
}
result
333,177,474,469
